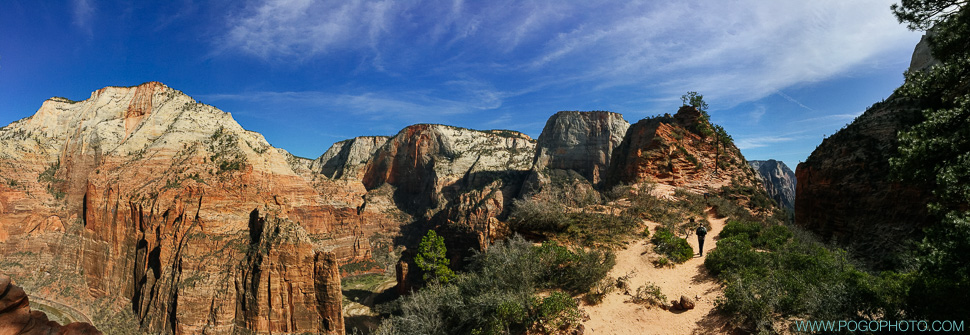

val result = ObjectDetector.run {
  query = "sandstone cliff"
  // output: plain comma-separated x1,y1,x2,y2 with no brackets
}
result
532,111,629,186
0,82,348,334
313,136,389,180
749,160,796,210
795,36,941,269
362,125,535,250
795,98,932,268
607,106,760,192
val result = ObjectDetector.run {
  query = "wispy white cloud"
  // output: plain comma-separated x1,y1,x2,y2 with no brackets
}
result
748,105,767,124
221,0,394,59
201,87,505,123
71,0,95,33
218,0,919,107
735,135,798,150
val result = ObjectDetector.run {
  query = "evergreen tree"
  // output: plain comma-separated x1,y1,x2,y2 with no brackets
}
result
414,229,456,284
890,0,970,319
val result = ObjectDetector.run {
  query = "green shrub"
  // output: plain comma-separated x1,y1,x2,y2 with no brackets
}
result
706,217,906,333
631,283,667,308
703,236,764,277
534,241,616,294
650,228,693,263
718,221,762,241
754,225,792,251
378,235,612,334
534,292,581,332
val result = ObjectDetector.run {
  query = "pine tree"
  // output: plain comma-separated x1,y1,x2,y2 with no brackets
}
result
890,0,970,320
414,229,456,284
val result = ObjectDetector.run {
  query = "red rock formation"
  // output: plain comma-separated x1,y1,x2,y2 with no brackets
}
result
607,106,759,191
0,83,355,334
0,275,101,335
236,213,343,334
314,251,344,334
795,98,933,268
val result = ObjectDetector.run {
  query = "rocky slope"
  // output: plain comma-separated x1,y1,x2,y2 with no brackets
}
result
0,82,348,334
607,106,761,192
749,159,796,210
795,98,932,268
312,136,389,180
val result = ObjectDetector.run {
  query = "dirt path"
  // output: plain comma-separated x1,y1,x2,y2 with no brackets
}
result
582,210,736,334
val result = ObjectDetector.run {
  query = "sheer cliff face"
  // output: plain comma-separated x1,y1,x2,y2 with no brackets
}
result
533,111,630,185
795,99,933,268
361,125,535,249
0,82,344,334
749,160,796,210
607,106,760,191
312,136,389,180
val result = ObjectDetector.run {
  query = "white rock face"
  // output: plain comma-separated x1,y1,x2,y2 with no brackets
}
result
749,159,796,210
533,111,629,185
312,136,390,179
0,82,297,178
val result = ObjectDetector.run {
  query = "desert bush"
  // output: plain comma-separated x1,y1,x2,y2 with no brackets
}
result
652,256,671,268
706,220,907,333
377,235,613,334
650,228,693,263
509,198,569,232
584,277,616,305
631,283,667,308
510,197,641,248
534,241,616,294
717,220,793,252
563,211,641,248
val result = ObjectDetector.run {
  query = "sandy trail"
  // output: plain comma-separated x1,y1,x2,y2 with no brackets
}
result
582,209,737,334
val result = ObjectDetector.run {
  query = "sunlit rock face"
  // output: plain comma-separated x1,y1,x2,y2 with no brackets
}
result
533,111,630,186
749,159,796,210
607,106,761,192
0,82,346,334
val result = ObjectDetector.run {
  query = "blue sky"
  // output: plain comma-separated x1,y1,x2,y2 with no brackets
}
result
0,0,923,169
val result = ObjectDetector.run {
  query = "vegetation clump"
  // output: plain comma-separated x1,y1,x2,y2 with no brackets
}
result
631,282,667,308
650,227,693,263
376,236,614,335
889,0,970,321
705,221,908,333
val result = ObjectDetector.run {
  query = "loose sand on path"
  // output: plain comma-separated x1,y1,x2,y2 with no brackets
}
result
581,209,739,334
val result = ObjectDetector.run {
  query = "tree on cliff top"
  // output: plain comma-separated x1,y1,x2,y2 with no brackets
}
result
414,229,456,284
681,91,709,114
890,0,970,320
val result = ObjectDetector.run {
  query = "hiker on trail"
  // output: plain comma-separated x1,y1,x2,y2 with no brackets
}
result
694,219,708,256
